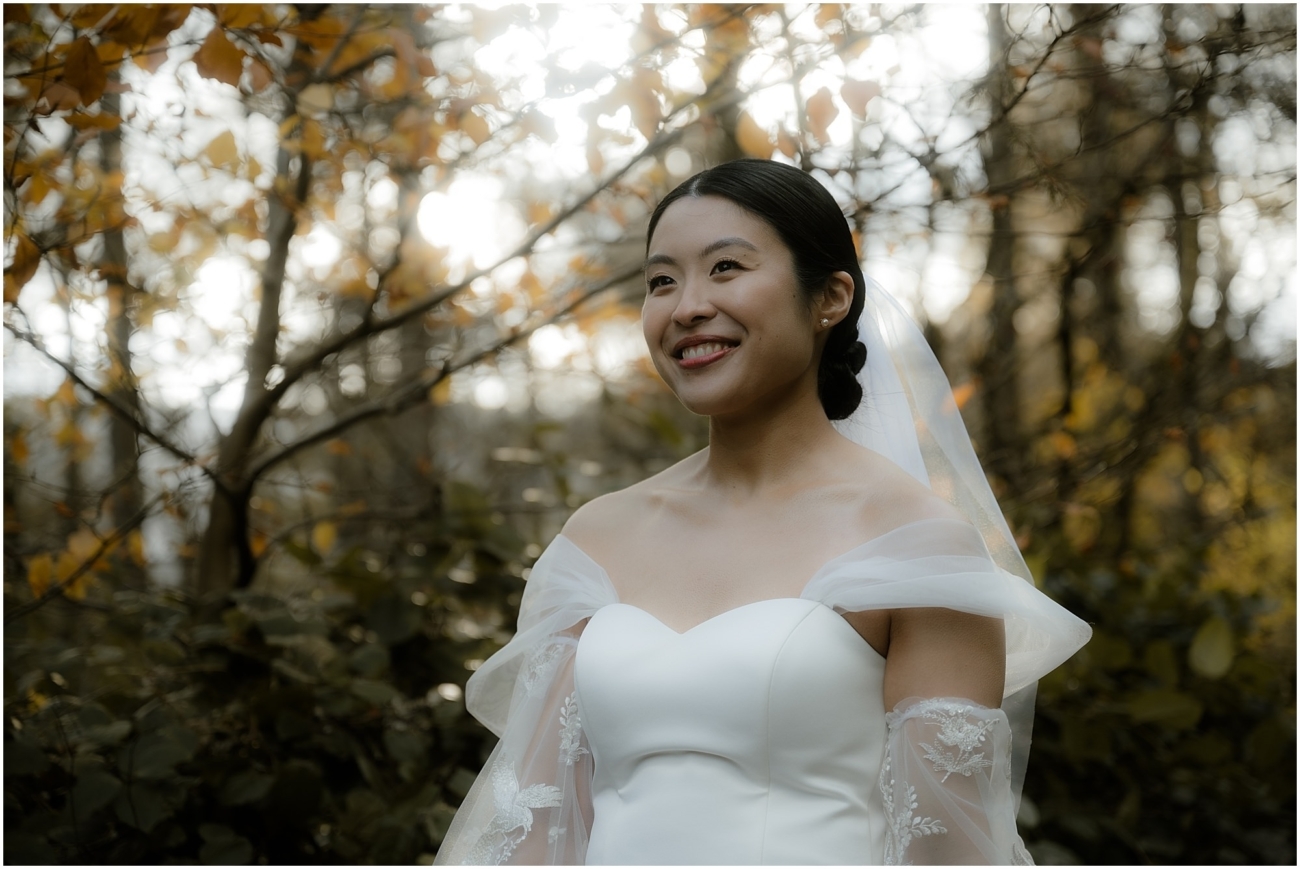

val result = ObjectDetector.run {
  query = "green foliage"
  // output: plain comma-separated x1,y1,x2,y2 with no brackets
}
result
3,483,524,864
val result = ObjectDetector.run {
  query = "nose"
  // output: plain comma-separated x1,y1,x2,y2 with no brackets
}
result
671,275,716,326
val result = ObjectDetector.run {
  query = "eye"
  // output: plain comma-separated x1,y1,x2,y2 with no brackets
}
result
646,274,674,292
711,258,742,275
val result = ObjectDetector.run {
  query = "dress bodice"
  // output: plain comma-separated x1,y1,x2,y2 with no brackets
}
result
576,598,889,865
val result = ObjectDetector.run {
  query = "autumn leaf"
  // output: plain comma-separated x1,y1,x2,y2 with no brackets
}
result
194,26,247,87
5,232,42,302
26,553,53,599
776,127,798,159
10,430,29,465
217,5,264,29
204,129,240,171
312,521,337,554
64,37,108,106
247,57,273,93
840,79,881,118
806,86,839,146
429,378,453,406
128,529,147,566
460,110,490,146
297,83,333,117
735,111,773,159
326,439,352,456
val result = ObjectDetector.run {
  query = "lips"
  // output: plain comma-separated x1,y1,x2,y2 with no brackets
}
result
670,335,738,370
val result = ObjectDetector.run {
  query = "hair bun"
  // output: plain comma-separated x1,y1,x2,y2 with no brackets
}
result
842,339,867,375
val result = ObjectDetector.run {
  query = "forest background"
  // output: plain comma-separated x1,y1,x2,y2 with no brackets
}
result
2,3,1295,865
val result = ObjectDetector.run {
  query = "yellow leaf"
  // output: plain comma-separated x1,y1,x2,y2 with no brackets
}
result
297,83,333,117
429,377,452,406
460,110,490,146
128,529,147,566
1188,617,1234,679
735,111,773,159
26,553,53,598
205,129,239,171
250,531,268,558
193,26,246,87
806,87,839,146
301,117,327,159
311,521,337,554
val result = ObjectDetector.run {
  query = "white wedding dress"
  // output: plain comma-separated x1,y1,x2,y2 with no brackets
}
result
435,520,1092,865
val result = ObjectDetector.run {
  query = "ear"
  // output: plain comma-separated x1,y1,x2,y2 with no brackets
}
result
815,271,855,330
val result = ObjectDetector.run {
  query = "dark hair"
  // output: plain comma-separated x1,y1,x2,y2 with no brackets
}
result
646,159,867,421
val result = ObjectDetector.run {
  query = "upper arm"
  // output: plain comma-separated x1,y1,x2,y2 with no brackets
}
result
882,606,1005,710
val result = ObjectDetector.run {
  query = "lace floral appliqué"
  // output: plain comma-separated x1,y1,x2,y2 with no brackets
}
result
462,760,563,864
557,694,588,765
879,748,947,864
915,701,996,782
521,642,565,697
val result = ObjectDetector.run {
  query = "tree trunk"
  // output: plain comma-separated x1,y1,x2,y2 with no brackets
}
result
98,84,144,531
976,3,1023,486
195,94,312,595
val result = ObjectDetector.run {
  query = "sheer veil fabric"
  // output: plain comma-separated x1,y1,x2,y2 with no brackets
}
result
435,277,1092,865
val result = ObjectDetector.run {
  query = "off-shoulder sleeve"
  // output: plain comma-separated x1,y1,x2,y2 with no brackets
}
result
435,537,617,865
880,697,1032,865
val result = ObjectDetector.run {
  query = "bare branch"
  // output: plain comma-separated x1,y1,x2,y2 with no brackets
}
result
3,318,228,492
246,263,642,480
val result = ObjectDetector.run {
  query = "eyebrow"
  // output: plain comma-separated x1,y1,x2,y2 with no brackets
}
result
644,236,760,270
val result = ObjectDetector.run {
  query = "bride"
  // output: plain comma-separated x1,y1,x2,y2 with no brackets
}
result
435,159,1091,865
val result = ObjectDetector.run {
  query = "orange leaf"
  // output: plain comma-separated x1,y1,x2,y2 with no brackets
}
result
247,56,273,92
776,127,798,159
5,232,41,302
806,87,838,146
734,111,773,159
217,4,263,29
325,439,352,456
429,378,452,406
64,36,108,105
10,430,29,465
193,26,246,87
840,79,881,119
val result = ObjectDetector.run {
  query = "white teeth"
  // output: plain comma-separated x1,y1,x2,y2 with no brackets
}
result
681,342,730,360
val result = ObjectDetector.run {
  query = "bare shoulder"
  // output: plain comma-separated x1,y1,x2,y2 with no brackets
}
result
560,451,703,553
836,440,967,532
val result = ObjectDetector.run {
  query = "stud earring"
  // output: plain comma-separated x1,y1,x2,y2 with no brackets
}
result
820,318,830,327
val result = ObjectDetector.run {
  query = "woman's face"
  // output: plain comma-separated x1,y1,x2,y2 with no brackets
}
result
642,195,821,419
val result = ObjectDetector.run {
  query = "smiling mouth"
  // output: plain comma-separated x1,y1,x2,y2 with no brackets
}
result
678,341,733,361
674,341,737,369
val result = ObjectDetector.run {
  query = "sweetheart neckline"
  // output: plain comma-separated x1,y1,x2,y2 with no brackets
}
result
589,598,889,663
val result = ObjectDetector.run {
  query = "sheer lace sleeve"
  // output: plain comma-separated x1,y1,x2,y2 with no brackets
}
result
880,697,1032,865
438,634,593,864
435,537,616,865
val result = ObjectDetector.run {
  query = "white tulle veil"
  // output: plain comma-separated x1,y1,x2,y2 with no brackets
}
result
834,274,1086,806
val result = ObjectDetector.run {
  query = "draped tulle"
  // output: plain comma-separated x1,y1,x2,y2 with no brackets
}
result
435,520,1091,865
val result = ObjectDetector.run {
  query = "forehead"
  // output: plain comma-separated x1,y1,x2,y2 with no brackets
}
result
648,195,784,254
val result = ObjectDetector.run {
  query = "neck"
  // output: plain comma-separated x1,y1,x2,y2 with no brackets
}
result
702,381,841,498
